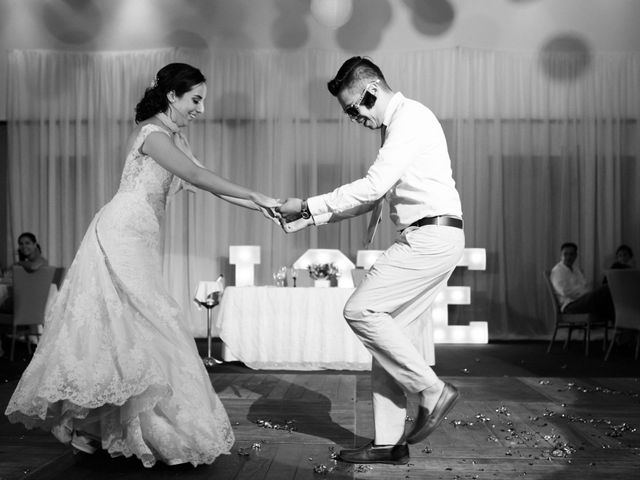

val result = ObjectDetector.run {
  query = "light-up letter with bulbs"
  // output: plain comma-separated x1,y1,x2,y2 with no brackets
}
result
293,249,356,287
356,250,384,270
356,248,488,344
229,245,261,287
431,248,488,343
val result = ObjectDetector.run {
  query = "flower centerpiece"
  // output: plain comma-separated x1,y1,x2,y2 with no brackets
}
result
308,263,340,287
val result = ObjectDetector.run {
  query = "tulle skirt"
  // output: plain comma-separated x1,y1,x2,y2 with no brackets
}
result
5,194,234,467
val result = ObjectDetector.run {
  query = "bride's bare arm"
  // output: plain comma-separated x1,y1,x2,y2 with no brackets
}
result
142,131,277,208
215,195,257,210
215,194,281,224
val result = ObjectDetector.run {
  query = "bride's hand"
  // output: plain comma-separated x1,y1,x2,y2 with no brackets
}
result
258,206,282,225
250,192,281,210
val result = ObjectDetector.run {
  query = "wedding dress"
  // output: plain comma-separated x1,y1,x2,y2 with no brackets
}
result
5,123,235,467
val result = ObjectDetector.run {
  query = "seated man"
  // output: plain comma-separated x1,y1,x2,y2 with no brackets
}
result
550,242,613,318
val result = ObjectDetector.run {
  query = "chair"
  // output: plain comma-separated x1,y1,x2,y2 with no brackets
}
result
0,265,56,361
604,269,640,361
543,270,609,356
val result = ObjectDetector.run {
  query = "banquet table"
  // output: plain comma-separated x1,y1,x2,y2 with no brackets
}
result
215,286,372,370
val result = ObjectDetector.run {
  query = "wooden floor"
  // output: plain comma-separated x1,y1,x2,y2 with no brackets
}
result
1,344,639,479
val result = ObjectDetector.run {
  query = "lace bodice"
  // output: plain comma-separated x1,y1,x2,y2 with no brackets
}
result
117,124,176,215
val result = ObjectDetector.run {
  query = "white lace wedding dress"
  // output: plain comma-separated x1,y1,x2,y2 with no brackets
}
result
5,124,235,467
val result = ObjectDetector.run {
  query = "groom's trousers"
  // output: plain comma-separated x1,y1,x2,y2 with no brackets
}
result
343,224,465,444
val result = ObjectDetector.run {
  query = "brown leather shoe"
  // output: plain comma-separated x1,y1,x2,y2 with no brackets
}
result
406,382,460,444
338,441,410,465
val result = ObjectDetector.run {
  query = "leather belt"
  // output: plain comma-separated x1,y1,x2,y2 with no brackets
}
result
408,215,463,230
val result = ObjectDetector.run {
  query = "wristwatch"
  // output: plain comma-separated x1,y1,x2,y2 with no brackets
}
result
300,199,311,219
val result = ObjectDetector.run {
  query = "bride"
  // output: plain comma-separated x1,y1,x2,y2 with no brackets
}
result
5,63,279,467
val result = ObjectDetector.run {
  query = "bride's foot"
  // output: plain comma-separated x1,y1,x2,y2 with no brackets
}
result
51,423,73,444
71,431,100,455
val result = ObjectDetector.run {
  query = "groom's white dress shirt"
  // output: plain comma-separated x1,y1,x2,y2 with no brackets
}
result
307,92,462,230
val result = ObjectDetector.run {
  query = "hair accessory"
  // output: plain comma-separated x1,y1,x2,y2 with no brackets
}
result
149,76,158,89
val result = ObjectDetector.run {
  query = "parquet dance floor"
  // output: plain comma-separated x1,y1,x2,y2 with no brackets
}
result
1,344,639,479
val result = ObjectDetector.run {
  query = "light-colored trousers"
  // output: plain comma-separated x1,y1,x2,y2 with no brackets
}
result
343,224,465,444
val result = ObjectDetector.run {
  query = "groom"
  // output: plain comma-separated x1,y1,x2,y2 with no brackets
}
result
277,56,465,465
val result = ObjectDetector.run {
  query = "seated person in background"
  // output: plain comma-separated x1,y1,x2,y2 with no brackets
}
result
610,244,635,270
14,232,48,273
550,242,614,318
602,244,635,285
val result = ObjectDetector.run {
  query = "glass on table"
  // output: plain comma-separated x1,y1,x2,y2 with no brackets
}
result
0,267,13,284
273,266,287,287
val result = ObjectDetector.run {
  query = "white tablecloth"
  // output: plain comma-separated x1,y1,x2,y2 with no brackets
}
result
215,286,372,370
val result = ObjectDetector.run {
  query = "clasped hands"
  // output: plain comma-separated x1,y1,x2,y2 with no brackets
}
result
253,195,313,233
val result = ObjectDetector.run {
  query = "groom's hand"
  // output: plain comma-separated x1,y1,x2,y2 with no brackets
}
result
277,197,303,221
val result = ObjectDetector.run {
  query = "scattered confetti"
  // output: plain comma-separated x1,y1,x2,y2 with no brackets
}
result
475,413,491,423
313,463,333,475
605,423,636,438
256,418,296,432
353,464,373,473
544,441,576,458
452,419,475,427
495,405,511,416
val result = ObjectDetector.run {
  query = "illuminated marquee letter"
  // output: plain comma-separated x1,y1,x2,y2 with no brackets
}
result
293,249,356,287
229,245,260,286
431,248,488,344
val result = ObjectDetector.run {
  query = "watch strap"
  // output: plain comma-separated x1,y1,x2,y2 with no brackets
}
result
301,199,311,219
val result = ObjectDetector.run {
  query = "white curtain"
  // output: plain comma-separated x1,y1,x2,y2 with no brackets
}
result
7,47,640,338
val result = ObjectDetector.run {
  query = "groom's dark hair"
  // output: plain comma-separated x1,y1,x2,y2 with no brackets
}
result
327,56,389,97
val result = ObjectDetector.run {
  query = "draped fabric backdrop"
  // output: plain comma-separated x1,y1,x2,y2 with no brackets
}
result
6,48,640,338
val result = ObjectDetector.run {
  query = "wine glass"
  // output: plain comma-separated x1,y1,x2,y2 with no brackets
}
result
274,267,287,287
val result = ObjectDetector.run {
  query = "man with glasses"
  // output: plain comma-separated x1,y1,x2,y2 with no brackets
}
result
277,56,464,465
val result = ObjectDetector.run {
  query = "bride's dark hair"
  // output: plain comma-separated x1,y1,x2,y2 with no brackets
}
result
134,63,206,123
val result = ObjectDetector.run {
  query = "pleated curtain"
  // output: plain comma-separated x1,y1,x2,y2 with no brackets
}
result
6,47,640,338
